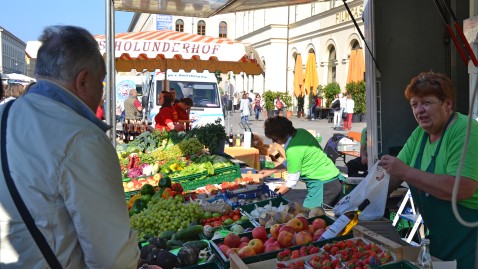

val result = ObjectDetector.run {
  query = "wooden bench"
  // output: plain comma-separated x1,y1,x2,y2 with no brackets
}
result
338,130,362,164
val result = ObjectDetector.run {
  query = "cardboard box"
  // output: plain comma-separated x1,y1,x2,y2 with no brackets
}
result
267,143,285,164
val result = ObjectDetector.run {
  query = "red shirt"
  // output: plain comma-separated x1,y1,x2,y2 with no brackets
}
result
154,106,178,131
173,103,189,121
96,106,104,120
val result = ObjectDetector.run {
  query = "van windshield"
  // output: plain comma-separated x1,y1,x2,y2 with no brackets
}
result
156,80,220,108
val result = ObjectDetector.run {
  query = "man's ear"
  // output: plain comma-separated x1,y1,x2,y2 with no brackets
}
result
74,69,88,97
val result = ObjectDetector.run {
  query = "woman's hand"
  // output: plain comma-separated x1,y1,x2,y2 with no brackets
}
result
378,154,410,179
258,169,274,177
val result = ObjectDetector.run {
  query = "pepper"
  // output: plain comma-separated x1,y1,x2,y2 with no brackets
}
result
171,183,184,194
161,188,175,199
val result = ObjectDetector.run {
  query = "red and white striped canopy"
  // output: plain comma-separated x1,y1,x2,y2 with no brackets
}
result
95,30,264,75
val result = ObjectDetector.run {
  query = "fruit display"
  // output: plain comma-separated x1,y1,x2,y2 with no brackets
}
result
130,195,204,240
200,208,244,227
123,173,162,193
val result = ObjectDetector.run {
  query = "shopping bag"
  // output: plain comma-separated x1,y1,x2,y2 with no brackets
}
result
333,162,389,220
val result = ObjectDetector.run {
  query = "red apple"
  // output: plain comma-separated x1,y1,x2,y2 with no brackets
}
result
219,244,231,255
270,224,283,239
264,241,281,252
277,230,294,248
308,225,316,234
240,236,251,243
224,233,241,248
238,246,256,258
279,225,296,234
238,242,249,249
293,230,313,246
252,226,268,241
286,218,304,232
248,238,265,254
313,228,326,241
225,248,239,258
264,237,277,246
312,218,327,230
297,216,309,231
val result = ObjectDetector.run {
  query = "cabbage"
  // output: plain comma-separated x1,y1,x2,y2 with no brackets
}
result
127,168,143,178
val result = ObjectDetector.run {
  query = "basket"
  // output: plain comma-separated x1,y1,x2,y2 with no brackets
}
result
172,164,241,191
222,185,280,208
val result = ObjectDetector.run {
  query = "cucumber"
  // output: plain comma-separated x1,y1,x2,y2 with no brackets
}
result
183,240,209,251
175,225,204,241
159,230,176,240
167,238,184,248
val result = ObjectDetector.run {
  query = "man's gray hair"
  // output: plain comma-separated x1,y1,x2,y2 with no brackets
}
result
34,25,105,83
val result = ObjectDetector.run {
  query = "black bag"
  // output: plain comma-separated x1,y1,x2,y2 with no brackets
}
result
342,111,348,119
323,133,348,163
331,99,340,111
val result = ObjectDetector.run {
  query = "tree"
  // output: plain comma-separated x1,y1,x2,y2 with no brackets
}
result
214,70,223,84
323,82,341,107
346,81,366,114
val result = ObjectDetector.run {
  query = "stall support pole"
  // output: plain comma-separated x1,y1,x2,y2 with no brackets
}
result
105,0,116,145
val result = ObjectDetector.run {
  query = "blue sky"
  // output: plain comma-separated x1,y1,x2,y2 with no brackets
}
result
1,0,134,43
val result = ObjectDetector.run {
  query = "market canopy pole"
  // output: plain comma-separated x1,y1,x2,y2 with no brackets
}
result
106,0,116,144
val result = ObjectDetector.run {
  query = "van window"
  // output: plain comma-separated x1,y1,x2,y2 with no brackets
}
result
170,81,220,108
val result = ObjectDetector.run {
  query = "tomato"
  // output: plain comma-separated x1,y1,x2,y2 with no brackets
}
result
232,214,241,221
221,215,229,221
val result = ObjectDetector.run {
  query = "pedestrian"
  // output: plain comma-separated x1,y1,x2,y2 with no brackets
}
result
275,95,285,116
258,116,344,208
239,92,251,123
343,93,355,130
253,93,263,120
0,83,25,105
346,127,368,177
378,71,478,269
124,89,143,121
330,93,342,128
233,92,240,112
0,25,139,268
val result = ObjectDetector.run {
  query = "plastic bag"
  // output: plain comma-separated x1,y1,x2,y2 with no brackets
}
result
333,162,389,220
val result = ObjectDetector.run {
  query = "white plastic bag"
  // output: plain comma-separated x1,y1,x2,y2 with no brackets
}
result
333,162,390,220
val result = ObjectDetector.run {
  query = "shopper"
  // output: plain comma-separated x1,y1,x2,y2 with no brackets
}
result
0,25,139,268
343,93,355,130
0,83,25,105
155,91,184,131
239,92,251,123
330,93,342,128
379,71,478,269
253,93,263,120
346,127,368,177
258,116,344,208
124,89,143,120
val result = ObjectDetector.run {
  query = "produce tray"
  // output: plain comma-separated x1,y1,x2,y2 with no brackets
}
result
173,164,241,191
199,220,256,240
239,196,289,220
177,260,222,269
210,221,352,269
222,185,280,208
376,260,418,269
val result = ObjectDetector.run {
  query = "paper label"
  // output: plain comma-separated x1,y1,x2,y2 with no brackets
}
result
318,215,351,240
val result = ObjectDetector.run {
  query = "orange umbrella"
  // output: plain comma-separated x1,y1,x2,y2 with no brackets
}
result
293,54,304,97
347,48,365,83
304,52,319,95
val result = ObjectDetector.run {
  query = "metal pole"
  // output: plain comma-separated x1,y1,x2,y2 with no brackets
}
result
106,0,116,145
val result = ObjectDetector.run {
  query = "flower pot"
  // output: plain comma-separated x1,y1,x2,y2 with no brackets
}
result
286,110,292,118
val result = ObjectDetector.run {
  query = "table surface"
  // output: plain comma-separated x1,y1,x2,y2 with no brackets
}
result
224,146,260,170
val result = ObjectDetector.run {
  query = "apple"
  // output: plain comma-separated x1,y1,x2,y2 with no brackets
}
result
279,225,296,234
264,237,277,246
238,242,249,249
240,236,251,243
238,246,256,258
286,218,304,232
225,248,239,258
153,173,162,181
308,225,316,234
252,226,268,241
126,181,134,189
219,244,231,255
293,230,313,246
224,233,241,248
277,230,294,248
313,228,326,241
312,218,327,230
270,224,283,239
264,241,281,252
248,238,265,254
297,216,309,231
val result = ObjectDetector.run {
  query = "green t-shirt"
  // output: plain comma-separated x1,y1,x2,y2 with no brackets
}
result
360,127,367,147
286,128,339,181
397,113,478,209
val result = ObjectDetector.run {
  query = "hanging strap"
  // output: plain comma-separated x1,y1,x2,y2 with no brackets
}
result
1,100,63,269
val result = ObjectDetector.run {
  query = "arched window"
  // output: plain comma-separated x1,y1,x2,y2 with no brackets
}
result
197,20,206,35
175,19,184,32
328,46,337,83
219,21,227,38
351,39,360,50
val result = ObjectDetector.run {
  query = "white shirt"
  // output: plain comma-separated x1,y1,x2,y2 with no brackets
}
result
345,98,355,113
0,80,139,269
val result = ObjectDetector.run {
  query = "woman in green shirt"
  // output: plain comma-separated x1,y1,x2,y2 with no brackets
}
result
258,116,343,208
379,71,478,269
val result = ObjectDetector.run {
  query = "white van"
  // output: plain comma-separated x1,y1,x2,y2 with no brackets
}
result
143,70,225,128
